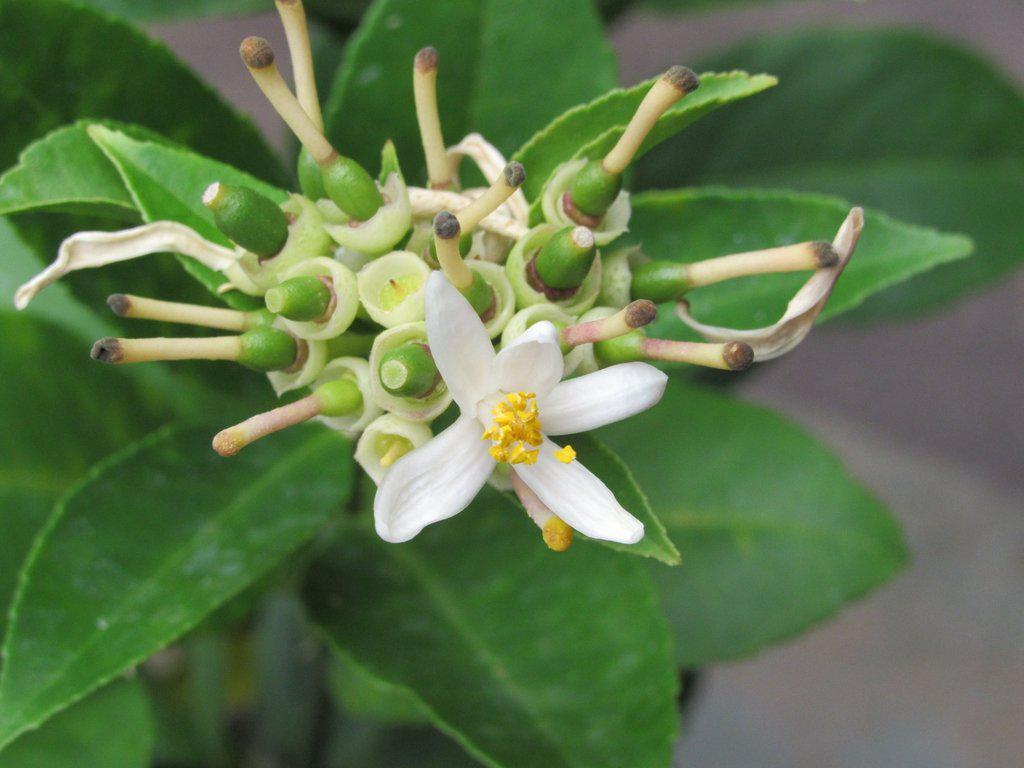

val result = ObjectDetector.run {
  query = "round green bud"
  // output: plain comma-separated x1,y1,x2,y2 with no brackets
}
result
321,155,384,222
203,182,288,259
568,159,622,218
265,276,333,322
630,260,691,304
238,326,298,372
314,378,363,417
297,147,326,201
246,307,278,328
378,343,438,399
594,329,645,366
534,225,597,290
461,270,496,317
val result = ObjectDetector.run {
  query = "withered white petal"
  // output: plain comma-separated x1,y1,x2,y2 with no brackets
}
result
447,133,529,223
676,207,864,361
408,187,527,240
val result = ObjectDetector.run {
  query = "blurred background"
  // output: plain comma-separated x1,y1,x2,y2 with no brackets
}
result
51,0,1024,765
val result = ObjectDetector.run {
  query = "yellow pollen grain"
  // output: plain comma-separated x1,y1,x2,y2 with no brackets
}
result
484,391,543,465
554,444,576,463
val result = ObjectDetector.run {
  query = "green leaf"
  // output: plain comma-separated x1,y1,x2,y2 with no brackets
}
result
0,0,286,184
624,187,972,337
598,381,908,665
324,0,617,185
0,679,153,767
329,653,428,725
563,434,679,564
0,424,354,750
513,70,777,208
88,125,288,307
325,719,483,768
306,489,678,768
635,28,1024,315
72,0,271,20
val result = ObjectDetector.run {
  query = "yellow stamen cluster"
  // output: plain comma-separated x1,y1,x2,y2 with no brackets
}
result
483,391,542,464
554,444,576,464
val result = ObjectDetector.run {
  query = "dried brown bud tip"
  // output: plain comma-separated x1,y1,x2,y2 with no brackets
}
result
106,293,131,317
625,299,658,329
813,241,840,268
240,36,275,70
663,65,700,94
415,46,438,72
723,341,754,371
433,210,461,239
504,161,526,188
91,337,124,364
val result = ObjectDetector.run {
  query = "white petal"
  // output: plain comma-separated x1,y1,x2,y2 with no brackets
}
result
676,207,864,361
539,362,667,436
491,321,564,397
374,415,493,543
514,437,644,544
425,271,496,410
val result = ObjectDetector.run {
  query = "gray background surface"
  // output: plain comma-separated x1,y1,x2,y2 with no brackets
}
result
152,2,1023,765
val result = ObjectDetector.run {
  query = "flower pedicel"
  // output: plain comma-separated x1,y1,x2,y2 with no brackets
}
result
13,0,864,551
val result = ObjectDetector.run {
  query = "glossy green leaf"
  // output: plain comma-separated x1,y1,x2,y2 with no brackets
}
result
564,434,679,564
306,490,678,768
324,0,617,185
329,653,428,725
0,0,286,184
73,0,270,20
598,381,908,665
0,678,153,767
635,28,1024,315
624,187,972,338
88,126,288,308
514,70,777,208
0,424,354,750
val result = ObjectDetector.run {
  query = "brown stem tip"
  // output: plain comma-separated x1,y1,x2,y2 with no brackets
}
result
723,341,754,371
240,36,275,69
625,299,658,329
91,337,124,364
106,293,131,317
663,65,700,94
503,161,526,188
414,46,438,72
433,210,460,239
813,241,840,268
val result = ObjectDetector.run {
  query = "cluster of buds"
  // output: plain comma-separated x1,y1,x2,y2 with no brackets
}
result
15,0,862,550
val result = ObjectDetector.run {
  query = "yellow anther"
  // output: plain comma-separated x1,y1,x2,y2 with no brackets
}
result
484,391,544,464
554,444,576,463
542,516,574,552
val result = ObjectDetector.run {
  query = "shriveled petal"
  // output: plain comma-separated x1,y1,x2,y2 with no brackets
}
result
492,321,564,397
14,222,239,310
425,271,496,410
676,207,864,361
447,133,529,223
539,362,667,436
408,187,527,240
374,415,493,543
514,437,644,544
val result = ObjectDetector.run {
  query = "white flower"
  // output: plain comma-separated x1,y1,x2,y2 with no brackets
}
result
373,272,668,545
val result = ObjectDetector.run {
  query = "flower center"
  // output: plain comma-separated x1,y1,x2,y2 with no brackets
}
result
483,391,543,464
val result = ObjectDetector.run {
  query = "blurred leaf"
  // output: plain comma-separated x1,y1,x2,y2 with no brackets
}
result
624,187,972,339
329,653,427,725
0,0,286,184
564,434,679,564
325,719,482,768
89,125,287,308
306,489,678,768
324,0,617,185
72,0,270,19
0,424,354,750
635,28,1024,314
0,678,153,767
598,381,908,665
514,70,776,214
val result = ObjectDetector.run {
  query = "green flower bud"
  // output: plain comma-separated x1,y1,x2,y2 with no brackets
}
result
326,330,376,359
321,154,384,221
630,260,691,304
377,343,439,399
238,326,299,372
297,147,326,200
533,226,597,290
593,329,645,366
461,270,496,318
567,160,622,219
315,378,364,417
265,276,333,321
203,182,289,259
